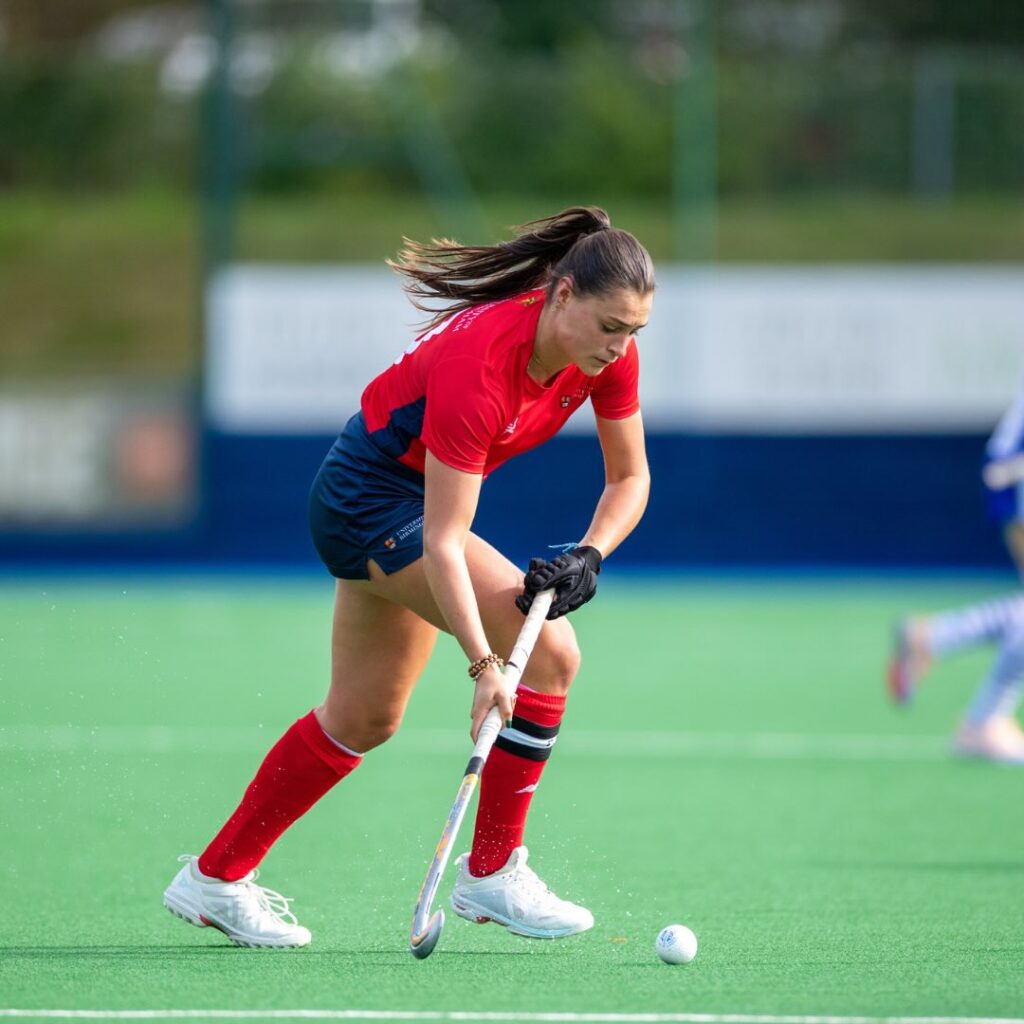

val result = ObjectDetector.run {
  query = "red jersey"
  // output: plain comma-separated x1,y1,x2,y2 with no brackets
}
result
360,290,640,478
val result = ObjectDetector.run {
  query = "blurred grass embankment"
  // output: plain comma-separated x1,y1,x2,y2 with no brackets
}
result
4,187,1024,380
5,3,1024,382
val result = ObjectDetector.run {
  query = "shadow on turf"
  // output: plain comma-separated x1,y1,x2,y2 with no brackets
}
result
0,946,274,957
0,946,534,959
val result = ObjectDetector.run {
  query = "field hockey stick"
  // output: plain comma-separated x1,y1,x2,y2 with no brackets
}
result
409,587,554,960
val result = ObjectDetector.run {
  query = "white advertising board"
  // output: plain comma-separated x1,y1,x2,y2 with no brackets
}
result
205,264,1024,434
0,388,195,525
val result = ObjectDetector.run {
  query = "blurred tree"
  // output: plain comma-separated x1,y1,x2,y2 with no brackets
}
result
423,0,620,52
2,0,197,49
2,0,1023,198
852,0,1024,46
6,0,1024,54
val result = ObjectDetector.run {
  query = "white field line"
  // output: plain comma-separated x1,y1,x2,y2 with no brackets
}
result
0,726,946,761
1,1013,1023,1024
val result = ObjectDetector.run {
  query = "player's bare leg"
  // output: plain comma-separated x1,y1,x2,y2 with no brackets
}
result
952,600,1024,764
1006,522,1024,579
165,584,438,947
366,533,581,699
889,521,1024,762
888,616,933,705
318,577,439,752
365,535,592,939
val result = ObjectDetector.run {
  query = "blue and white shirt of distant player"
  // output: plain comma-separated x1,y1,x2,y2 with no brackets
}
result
983,377,1024,526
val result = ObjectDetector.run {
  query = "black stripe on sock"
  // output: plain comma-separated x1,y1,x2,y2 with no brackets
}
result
494,734,552,762
509,715,560,740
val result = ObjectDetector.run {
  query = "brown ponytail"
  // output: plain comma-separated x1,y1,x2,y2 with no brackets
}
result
388,206,655,329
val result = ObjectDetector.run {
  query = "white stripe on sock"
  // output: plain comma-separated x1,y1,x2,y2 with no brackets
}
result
929,594,1024,656
318,721,364,758
498,726,556,750
966,621,1024,725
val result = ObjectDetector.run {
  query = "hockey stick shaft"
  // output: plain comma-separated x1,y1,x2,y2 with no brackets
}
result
409,589,554,955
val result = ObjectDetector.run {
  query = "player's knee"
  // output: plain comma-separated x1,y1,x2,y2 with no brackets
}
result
320,705,402,753
532,623,581,695
357,712,405,751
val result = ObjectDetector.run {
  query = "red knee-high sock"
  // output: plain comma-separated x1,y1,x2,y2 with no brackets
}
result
469,687,566,878
199,710,361,881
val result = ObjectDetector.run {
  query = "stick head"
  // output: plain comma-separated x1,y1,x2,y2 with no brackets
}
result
409,908,445,959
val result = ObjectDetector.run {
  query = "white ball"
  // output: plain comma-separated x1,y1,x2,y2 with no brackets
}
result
655,924,698,964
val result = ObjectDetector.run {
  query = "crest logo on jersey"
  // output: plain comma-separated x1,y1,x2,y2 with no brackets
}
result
383,537,396,550
560,387,589,409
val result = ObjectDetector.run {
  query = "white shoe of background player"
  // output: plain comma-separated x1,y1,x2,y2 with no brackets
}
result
952,716,1024,765
450,845,594,939
163,855,311,948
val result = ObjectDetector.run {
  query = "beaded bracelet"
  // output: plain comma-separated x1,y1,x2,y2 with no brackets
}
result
468,653,504,680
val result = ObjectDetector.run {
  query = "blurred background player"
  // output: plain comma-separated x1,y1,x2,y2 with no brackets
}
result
889,378,1024,763
162,206,654,947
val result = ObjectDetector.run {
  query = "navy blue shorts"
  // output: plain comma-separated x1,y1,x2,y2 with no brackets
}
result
308,412,426,581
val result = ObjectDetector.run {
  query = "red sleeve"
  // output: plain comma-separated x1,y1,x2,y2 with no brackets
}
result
421,356,508,474
590,339,640,419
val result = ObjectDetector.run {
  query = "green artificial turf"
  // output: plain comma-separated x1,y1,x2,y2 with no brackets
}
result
1,576,1023,1019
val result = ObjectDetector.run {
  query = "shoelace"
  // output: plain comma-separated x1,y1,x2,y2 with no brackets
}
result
242,873,301,927
511,865,555,901
179,855,300,926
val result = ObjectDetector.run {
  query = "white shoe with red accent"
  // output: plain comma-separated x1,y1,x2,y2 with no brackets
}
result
450,846,594,939
952,716,1024,765
163,855,311,948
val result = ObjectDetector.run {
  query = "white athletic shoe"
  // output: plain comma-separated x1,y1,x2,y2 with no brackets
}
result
952,716,1024,765
163,855,311,948
450,846,594,939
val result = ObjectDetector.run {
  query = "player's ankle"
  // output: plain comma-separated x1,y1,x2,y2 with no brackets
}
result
905,616,932,657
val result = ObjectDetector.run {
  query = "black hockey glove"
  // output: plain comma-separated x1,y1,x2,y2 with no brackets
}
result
515,546,603,620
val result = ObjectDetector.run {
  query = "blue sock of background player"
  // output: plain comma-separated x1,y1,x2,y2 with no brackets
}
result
890,524,1024,762
888,387,1024,762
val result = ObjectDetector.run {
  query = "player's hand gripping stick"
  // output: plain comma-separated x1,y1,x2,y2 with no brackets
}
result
516,545,602,620
408,588,554,960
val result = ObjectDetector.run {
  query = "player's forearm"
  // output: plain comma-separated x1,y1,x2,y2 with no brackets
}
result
579,472,650,559
423,541,492,661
